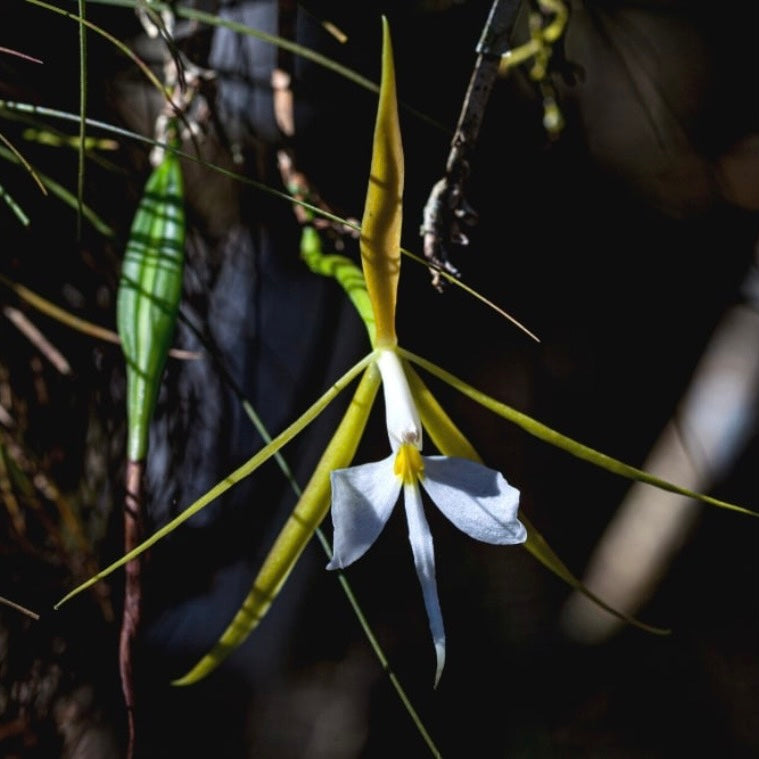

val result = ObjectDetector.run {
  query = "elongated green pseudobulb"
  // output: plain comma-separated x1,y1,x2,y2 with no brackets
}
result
117,150,185,461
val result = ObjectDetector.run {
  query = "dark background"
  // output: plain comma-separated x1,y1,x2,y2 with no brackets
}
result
0,1,757,756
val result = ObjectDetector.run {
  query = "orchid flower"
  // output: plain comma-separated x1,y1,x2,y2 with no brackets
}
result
54,19,756,695
312,18,529,685
329,350,525,684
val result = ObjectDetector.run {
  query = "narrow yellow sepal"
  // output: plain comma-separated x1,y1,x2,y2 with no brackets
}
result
360,17,404,348
402,348,759,519
53,350,377,610
172,363,381,685
404,361,670,636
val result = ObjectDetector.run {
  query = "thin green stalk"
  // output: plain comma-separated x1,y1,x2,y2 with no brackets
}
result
0,181,30,226
0,131,46,195
24,0,172,104
0,144,114,235
317,532,442,758
77,0,87,239
400,246,540,343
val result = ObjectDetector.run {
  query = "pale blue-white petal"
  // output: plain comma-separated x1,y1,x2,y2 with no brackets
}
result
402,482,446,687
421,456,526,545
327,454,400,570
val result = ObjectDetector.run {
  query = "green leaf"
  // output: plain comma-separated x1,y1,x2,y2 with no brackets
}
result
117,151,185,460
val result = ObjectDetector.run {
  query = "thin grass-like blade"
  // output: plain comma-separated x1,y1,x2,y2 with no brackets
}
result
0,131,46,195
76,0,87,239
0,100,530,336
0,181,29,226
0,144,115,235
0,274,197,359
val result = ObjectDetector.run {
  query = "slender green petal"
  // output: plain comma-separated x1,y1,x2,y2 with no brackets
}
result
54,350,378,609
172,363,381,685
517,510,672,635
404,363,480,461
402,349,758,518
405,362,671,636
361,18,403,347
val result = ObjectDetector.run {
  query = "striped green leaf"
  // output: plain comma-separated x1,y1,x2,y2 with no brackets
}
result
117,150,185,461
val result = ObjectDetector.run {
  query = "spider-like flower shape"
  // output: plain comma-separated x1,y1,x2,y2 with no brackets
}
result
328,350,526,684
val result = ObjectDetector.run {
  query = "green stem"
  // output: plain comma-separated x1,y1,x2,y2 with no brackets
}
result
77,0,87,239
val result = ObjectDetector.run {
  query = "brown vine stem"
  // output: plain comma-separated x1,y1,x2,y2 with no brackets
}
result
0,595,40,621
120,458,144,759
421,0,523,289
